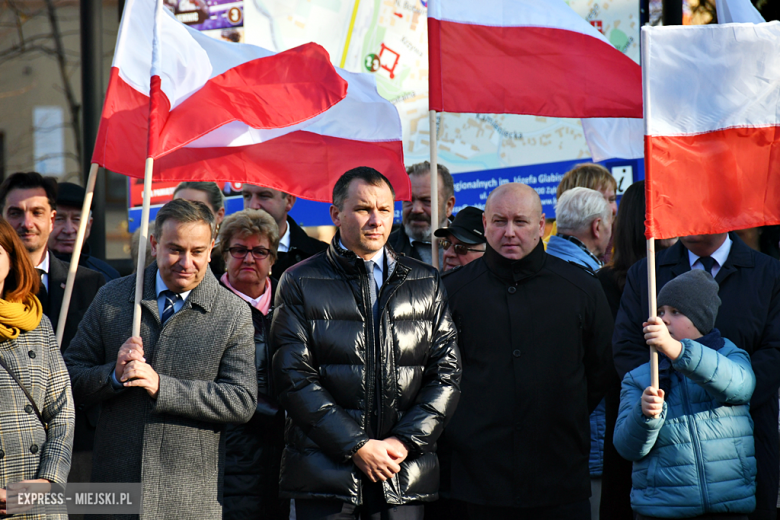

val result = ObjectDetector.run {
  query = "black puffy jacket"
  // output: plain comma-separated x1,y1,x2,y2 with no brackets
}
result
222,279,288,520
270,237,461,505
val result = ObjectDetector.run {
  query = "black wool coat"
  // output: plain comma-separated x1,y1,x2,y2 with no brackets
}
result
442,241,615,509
613,233,780,520
271,218,328,280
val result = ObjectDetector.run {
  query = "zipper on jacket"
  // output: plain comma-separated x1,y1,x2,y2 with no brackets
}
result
681,380,710,512
363,270,378,437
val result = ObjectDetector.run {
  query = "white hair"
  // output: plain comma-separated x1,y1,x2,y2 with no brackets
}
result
556,187,612,234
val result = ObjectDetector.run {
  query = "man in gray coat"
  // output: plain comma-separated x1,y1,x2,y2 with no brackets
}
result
64,199,257,519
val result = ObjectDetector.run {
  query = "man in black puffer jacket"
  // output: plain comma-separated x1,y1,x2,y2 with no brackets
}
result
271,167,461,520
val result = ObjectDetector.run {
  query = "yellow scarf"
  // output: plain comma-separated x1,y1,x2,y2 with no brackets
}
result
0,295,43,341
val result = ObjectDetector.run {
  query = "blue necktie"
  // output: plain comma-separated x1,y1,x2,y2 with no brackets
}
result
699,256,716,276
161,290,180,324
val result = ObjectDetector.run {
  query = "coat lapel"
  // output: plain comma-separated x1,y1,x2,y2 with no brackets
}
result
716,233,754,285
47,253,67,328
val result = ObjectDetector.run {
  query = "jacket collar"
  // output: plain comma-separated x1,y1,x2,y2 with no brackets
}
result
286,217,320,256
327,231,408,281
483,239,546,283
659,232,754,282
132,264,218,319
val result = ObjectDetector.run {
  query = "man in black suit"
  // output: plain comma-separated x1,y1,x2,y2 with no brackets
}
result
613,232,780,520
242,184,327,279
0,172,106,483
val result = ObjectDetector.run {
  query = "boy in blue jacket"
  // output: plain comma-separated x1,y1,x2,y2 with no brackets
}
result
614,269,757,519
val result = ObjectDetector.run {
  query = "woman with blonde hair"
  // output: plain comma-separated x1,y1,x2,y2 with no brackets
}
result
0,218,74,518
217,209,287,520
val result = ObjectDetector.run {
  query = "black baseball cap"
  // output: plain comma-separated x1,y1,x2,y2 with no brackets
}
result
56,182,86,208
434,206,485,245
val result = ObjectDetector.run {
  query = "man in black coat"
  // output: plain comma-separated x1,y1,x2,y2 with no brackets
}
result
388,161,455,266
242,183,327,278
613,232,780,520
271,167,461,520
442,183,614,520
0,171,106,483
49,182,120,281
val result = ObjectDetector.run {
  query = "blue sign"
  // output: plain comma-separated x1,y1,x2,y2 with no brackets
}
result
128,158,643,232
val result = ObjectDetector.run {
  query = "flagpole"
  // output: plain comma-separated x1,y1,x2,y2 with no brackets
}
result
131,0,162,337
429,109,439,269
132,158,154,337
56,162,99,346
641,26,659,389
647,238,659,389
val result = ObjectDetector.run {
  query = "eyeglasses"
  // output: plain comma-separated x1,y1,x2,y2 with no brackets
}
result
227,246,272,260
439,239,485,256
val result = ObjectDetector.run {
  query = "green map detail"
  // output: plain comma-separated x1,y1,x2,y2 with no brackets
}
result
609,29,629,51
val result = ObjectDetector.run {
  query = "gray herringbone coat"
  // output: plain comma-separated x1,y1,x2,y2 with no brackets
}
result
0,315,74,520
63,265,257,520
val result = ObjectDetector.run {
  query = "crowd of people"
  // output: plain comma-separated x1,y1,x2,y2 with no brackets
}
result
0,162,778,520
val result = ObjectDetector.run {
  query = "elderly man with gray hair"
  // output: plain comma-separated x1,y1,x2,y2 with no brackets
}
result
547,186,614,273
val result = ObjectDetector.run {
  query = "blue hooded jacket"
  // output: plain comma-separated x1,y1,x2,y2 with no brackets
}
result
614,333,756,518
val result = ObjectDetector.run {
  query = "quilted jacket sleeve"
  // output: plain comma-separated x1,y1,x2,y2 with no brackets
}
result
613,371,666,462
389,273,462,456
271,272,369,462
672,340,755,405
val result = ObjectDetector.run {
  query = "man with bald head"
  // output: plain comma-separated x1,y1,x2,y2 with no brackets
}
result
441,183,614,519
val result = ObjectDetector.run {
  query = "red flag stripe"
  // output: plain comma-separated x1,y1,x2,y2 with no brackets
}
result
92,69,408,202
645,126,780,239
428,18,643,118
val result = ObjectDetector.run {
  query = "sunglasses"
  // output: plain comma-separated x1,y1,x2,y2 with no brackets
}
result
439,239,485,256
227,246,272,260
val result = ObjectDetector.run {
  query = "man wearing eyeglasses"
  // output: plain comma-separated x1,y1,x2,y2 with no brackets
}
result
434,206,486,272
442,183,614,520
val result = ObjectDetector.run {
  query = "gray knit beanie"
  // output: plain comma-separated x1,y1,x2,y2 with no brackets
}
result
657,269,721,334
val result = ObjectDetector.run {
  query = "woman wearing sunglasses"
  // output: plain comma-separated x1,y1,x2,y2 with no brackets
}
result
216,209,288,520
434,206,487,272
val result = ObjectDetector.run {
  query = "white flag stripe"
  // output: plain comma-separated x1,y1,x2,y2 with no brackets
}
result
582,118,644,162
715,0,765,24
428,0,610,45
645,22,780,136
186,69,401,148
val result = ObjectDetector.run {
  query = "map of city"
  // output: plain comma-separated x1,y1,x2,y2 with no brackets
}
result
244,0,640,176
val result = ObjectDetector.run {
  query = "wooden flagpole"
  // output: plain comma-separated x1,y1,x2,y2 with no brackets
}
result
55,162,99,346
647,238,659,389
429,110,439,269
132,158,154,337
131,0,162,337
641,26,659,388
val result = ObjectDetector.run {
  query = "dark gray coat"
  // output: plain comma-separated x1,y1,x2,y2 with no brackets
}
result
64,265,257,520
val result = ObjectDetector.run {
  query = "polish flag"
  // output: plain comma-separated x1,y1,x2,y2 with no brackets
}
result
643,22,780,239
427,0,643,118
93,0,410,202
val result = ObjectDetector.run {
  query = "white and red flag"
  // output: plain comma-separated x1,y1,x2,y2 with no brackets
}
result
93,0,410,202
427,0,643,118
643,22,780,239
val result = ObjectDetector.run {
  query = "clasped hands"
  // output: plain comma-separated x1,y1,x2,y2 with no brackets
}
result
353,437,409,483
115,336,159,399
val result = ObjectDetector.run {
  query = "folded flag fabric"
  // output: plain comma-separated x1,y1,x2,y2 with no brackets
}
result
715,0,765,23
92,0,410,202
427,0,643,118
643,22,780,239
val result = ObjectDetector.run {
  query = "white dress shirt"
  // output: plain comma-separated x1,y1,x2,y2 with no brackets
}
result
687,235,732,278
36,251,50,291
